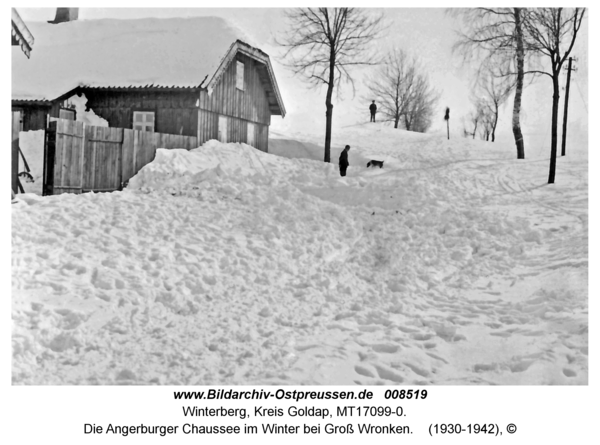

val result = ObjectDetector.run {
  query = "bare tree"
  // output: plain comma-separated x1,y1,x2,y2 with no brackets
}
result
279,8,383,163
403,75,439,133
465,101,484,140
366,49,417,128
366,49,438,132
452,8,529,159
479,105,494,141
522,8,585,184
475,68,513,142
462,97,487,139
481,120,493,141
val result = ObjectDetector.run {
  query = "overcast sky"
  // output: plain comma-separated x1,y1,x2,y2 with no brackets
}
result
14,6,589,147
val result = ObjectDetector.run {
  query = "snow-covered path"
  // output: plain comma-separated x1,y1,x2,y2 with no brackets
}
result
291,125,588,385
11,125,587,385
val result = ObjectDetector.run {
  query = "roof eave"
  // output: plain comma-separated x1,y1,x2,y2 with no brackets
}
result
12,99,53,107
12,84,206,104
11,8,34,58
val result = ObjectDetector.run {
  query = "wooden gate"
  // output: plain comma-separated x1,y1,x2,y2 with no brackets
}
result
83,126,123,192
12,110,22,194
43,119,198,195
43,119,85,195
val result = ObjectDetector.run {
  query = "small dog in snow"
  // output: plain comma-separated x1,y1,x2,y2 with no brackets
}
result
366,160,384,168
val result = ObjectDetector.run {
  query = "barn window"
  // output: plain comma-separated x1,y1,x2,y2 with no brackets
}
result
218,115,228,143
133,111,155,132
236,61,245,91
247,122,255,147
59,108,75,121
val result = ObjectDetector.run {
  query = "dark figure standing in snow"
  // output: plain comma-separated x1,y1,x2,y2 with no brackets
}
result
369,100,377,122
339,145,350,177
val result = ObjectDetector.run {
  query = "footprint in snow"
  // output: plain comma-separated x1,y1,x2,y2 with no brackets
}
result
371,344,400,354
354,365,376,378
373,364,404,383
509,360,534,373
411,333,434,341
403,361,431,378
116,369,137,381
473,363,499,373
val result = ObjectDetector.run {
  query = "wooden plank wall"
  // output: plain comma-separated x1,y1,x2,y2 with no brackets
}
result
83,90,199,137
16,106,49,132
197,109,219,146
45,119,85,195
122,130,198,184
196,109,269,152
44,119,198,195
199,53,271,126
258,124,269,153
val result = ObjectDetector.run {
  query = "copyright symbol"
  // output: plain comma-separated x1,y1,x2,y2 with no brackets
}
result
507,424,517,434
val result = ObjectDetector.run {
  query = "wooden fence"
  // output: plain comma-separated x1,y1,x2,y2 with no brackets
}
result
43,119,198,195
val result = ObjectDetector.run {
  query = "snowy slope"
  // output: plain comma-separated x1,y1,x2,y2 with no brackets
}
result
11,124,588,385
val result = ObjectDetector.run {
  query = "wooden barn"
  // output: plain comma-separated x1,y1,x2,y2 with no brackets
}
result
12,16,285,152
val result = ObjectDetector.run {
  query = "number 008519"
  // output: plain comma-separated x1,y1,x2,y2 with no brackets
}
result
384,389,427,399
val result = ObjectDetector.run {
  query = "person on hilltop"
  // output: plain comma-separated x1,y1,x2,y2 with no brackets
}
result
339,145,350,177
369,100,377,122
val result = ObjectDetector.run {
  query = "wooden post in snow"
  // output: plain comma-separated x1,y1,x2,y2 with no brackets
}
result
444,107,450,140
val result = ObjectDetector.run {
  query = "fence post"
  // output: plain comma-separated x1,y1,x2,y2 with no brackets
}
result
561,57,573,157
43,121,57,196
11,111,20,194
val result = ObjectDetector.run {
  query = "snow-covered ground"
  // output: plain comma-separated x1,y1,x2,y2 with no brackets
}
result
11,123,588,385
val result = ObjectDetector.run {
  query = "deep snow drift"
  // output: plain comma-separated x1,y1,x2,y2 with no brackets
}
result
11,124,588,385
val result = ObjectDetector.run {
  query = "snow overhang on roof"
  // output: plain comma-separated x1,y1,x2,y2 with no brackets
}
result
207,40,286,118
11,17,246,101
11,8,34,58
11,18,285,117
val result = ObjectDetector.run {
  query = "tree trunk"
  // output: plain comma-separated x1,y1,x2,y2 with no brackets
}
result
324,55,335,163
491,103,499,142
512,8,525,159
324,98,333,163
548,72,560,184
394,118,399,129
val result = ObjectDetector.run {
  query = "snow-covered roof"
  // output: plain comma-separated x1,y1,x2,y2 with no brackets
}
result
12,16,284,116
11,8,34,58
